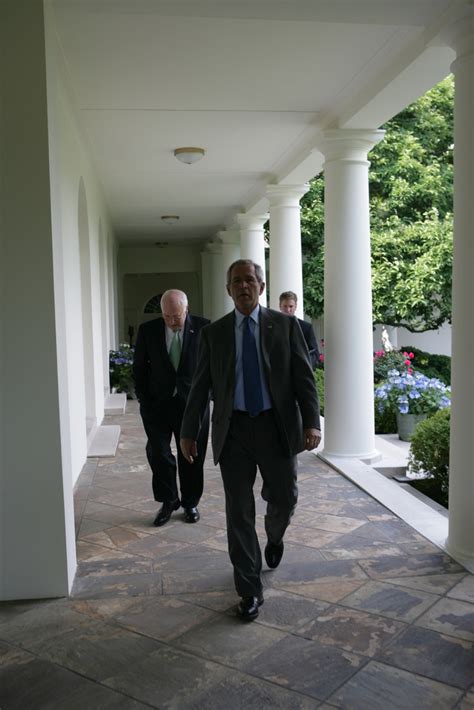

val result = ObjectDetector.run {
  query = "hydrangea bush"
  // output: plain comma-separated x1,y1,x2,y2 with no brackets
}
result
375,369,451,416
373,349,414,383
109,344,134,394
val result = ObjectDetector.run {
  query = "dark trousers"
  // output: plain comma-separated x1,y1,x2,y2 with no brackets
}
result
140,397,210,508
219,410,298,597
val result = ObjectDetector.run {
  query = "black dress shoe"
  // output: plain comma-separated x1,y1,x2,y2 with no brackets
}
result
153,499,180,527
264,541,284,569
183,506,200,523
237,593,264,621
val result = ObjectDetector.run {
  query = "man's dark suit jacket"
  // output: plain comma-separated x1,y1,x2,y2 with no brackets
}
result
181,307,320,464
298,318,320,369
133,314,210,413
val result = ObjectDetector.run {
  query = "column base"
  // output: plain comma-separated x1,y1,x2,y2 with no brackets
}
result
445,537,474,573
320,448,382,464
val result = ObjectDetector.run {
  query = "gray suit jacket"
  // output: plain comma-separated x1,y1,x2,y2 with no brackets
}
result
181,306,320,464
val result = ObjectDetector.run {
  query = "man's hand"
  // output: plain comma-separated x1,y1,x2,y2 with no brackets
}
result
304,428,321,451
180,438,198,463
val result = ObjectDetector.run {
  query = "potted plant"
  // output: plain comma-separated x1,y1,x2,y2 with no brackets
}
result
109,344,135,397
374,369,451,441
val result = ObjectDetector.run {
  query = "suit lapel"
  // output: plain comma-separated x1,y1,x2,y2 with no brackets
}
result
221,312,236,389
259,307,273,374
157,318,175,373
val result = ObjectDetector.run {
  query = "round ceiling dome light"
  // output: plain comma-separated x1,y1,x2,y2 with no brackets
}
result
174,147,205,164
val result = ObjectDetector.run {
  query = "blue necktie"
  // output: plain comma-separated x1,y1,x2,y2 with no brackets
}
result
242,316,264,417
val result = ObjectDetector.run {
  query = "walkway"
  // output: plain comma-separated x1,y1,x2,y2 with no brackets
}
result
0,402,473,709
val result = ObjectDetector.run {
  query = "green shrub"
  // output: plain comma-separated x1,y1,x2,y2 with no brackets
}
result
409,407,450,507
401,346,451,385
314,368,324,416
374,402,397,434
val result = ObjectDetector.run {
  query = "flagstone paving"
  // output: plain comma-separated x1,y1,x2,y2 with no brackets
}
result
1,401,473,709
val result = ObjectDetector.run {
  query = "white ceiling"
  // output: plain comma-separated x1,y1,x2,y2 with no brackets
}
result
51,0,460,245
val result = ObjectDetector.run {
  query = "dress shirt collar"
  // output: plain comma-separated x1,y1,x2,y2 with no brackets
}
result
234,304,260,328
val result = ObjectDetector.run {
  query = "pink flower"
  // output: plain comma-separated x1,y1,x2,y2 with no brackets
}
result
409,352,414,359
404,360,411,366
319,354,325,362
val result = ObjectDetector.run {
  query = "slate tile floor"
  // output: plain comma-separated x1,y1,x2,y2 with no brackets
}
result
1,402,473,709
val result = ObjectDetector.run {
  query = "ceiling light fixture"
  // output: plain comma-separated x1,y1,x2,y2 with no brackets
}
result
161,215,180,225
174,146,205,164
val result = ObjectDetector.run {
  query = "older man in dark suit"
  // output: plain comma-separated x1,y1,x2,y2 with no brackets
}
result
133,289,210,527
181,261,320,620
279,290,320,369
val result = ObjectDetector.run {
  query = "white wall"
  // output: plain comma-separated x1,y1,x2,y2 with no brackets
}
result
373,322,452,356
47,21,117,483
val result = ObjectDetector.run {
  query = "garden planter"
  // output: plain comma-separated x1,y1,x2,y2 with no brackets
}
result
396,412,428,441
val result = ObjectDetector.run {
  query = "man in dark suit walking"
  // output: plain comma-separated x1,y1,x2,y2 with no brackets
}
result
181,261,320,620
279,290,320,369
133,289,210,527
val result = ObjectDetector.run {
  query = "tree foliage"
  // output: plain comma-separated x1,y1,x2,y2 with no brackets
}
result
302,76,454,331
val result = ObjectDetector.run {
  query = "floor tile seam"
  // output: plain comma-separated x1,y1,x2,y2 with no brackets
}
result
413,612,474,643
76,539,132,559
75,555,156,574
369,626,474,690
265,581,365,606
318,546,408,562
336,593,443,626
295,598,412,633
73,460,100,536
252,615,410,661
377,575,470,600
339,657,469,697
0,638,157,708
165,630,361,705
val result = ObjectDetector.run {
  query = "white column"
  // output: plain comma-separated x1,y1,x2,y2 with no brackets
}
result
204,242,227,321
318,129,384,459
200,249,212,319
217,230,240,314
0,0,76,598
445,21,474,568
266,184,309,318
236,213,268,305
217,229,241,283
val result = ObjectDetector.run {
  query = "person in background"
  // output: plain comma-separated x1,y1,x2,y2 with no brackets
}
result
279,290,320,369
133,289,210,527
181,261,320,620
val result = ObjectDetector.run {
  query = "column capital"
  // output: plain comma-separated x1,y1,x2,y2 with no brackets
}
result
317,128,385,163
235,212,269,230
266,183,309,207
217,229,240,245
202,241,222,255
438,7,474,58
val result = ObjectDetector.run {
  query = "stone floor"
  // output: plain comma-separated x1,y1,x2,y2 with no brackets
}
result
1,401,473,709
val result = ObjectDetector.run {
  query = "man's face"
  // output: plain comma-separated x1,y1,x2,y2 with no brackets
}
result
280,298,297,315
227,263,265,315
162,298,187,331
